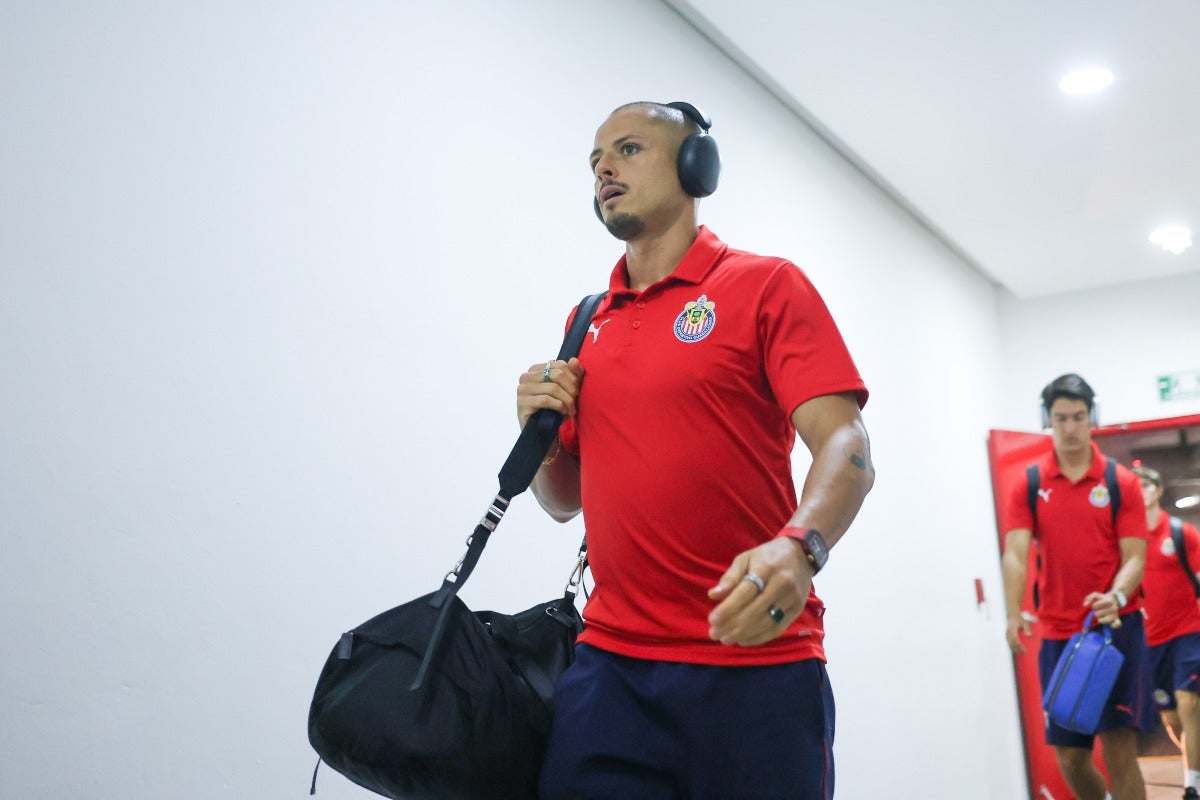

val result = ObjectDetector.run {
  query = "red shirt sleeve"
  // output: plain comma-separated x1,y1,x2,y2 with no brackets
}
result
1004,468,1035,537
558,417,579,455
757,263,867,416
1114,468,1149,541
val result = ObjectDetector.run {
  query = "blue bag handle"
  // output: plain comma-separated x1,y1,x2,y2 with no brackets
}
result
1081,610,1113,644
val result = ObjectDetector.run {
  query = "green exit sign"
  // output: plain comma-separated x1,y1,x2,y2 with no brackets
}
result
1158,370,1200,402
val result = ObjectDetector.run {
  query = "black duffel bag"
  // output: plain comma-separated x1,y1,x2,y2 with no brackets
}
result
307,291,605,799
308,584,583,799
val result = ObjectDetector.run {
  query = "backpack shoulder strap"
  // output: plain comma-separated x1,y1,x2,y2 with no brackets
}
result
1026,463,1041,610
1170,516,1200,598
1026,464,1040,529
1105,457,1120,525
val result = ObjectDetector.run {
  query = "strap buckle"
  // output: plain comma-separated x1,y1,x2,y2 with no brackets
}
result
564,536,588,593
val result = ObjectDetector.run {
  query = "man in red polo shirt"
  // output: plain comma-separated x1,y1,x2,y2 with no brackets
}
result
516,101,873,799
1002,373,1152,800
1135,464,1200,800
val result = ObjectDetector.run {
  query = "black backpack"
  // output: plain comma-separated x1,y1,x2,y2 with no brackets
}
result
1025,457,1120,609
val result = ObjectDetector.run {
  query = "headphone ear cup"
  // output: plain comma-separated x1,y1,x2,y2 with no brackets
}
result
677,134,720,198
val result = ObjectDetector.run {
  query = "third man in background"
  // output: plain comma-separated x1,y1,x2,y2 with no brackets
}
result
1135,464,1200,800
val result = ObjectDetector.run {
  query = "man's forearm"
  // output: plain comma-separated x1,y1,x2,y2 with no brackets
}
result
1002,551,1027,621
1110,555,1145,603
531,448,583,523
789,421,874,548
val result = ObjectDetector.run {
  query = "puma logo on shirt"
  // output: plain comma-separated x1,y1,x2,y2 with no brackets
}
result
588,319,611,342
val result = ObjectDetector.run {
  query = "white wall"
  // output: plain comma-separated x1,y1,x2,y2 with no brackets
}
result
997,272,1200,430
1,2,1026,798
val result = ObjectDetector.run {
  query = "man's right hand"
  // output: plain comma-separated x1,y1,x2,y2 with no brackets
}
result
517,357,585,429
1006,615,1032,654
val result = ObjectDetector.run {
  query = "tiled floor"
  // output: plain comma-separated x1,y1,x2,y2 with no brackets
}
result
1141,755,1184,799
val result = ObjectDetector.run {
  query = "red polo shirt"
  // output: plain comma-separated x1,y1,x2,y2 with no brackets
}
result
1004,442,1149,639
558,226,867,666
1142,513,1200,647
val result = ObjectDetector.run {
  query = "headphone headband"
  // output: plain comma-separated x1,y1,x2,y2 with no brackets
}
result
593,100,721,222
664,101,712,132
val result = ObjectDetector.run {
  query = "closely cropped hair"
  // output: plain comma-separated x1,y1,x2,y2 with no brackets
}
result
1041,373,1096,411
611,101,702,137
1132,465,1163,488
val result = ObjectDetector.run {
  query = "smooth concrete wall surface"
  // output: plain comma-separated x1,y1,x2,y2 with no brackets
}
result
997,271,1200,431
2,2,1026,797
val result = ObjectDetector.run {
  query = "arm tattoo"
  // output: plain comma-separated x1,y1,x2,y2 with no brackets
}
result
849,450,867,470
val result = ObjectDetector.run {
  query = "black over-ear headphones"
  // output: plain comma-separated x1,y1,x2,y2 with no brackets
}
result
593,100,721,222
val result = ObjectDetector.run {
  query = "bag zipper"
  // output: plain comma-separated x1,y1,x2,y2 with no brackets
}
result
1046,636,1084,710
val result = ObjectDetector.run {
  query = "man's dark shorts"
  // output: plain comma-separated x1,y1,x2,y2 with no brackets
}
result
540,643,835,800
1038,610,1157,748
1149,631,1200,711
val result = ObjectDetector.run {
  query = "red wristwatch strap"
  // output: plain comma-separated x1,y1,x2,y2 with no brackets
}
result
781,526,826,574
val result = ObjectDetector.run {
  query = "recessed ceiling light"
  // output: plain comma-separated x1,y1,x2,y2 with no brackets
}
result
1177,494,1200,510
1059,67,1114,95
1149,226,1193,255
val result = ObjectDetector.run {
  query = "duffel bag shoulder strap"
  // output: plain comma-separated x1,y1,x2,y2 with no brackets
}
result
497,291,608,499
412,291,606,690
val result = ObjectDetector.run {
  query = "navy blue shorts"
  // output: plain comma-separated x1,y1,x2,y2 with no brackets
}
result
539,643,835,800
1037,611,1157,748
1149,631,1200,710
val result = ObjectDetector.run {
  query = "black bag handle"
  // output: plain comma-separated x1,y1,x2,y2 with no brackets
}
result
411,291,606,691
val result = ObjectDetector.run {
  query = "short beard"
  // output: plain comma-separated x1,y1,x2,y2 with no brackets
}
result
604,212,644,241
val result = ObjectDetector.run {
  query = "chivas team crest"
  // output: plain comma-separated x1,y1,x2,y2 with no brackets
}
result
673,294,716,343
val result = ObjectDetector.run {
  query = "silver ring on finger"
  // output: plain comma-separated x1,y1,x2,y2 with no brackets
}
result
768,606,786,625
740,571,766,594
541,361,554,382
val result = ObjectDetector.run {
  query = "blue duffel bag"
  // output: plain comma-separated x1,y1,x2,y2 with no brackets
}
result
1042,611,1125,735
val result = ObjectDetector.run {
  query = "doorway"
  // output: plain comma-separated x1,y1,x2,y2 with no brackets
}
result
988,413,1200,799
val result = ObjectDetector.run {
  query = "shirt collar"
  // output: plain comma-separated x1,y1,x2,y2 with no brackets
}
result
1042,440,1105,481
606,225,728,295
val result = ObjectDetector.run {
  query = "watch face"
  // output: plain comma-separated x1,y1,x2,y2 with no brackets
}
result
803,530,828,567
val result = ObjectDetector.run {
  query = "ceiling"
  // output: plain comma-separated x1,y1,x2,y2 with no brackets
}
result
669,0,1200,298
